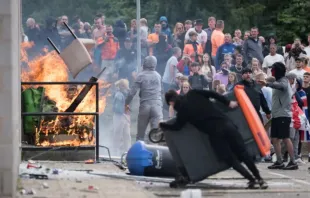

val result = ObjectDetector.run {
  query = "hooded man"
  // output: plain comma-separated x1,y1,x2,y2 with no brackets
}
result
160,89,268,189
125,56,163,141
258,62,298,170
158,16,172,44
236,67,271,123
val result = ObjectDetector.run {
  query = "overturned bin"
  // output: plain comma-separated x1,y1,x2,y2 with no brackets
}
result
126,87,270,182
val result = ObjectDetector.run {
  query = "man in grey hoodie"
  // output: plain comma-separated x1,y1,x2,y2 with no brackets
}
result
259,62,298,170
243,27,264,64
125,56,163,141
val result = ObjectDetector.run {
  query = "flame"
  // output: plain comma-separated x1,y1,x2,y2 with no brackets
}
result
21,42,110,147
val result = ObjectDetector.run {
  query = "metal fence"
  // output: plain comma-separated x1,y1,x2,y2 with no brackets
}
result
21,81,100,162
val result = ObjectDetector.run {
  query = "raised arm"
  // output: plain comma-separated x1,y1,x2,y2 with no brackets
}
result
266,81,287,91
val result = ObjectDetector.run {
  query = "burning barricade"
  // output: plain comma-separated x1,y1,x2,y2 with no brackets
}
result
21,41,109,147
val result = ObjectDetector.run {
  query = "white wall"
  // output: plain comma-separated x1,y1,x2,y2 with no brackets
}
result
0,0,21,197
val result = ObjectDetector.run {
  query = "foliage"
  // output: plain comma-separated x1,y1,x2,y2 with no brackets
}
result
22,0,310,44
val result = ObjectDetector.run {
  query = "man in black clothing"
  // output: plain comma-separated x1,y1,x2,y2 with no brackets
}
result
160,89,268,189
113,38,137,85
237,67,271,123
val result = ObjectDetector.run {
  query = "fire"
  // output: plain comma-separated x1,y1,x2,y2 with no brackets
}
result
21,42,110,147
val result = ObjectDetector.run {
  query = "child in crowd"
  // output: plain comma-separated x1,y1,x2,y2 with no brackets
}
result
226,72,238,92
216,84,226,95
188,62,208,90
112,79,131,156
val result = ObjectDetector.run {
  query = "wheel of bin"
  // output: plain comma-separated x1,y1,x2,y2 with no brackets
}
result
148,128,164,143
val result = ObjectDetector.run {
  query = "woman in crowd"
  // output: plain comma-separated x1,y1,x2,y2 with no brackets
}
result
251,58,265,78
226,72,238,92
177,54,192,76
201,53,216,90
170,81,191,118
177,81,191,95
173,22,185,50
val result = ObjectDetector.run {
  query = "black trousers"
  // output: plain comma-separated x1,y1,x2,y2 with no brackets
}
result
221,122,262,182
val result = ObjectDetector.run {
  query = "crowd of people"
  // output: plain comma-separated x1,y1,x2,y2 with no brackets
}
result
23,13,310,173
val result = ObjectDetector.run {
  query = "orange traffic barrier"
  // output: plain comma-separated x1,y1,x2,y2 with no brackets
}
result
234,85,271,156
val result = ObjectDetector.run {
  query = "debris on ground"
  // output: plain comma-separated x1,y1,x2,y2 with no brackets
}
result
20,188,36,195
180,189,202,198
88,185,99,190
85,159,94,164
42,182,49,189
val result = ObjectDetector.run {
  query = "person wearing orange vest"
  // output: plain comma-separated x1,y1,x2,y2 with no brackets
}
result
97,25,120,82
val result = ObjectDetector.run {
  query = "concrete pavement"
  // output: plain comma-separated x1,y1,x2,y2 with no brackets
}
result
17,161,310,198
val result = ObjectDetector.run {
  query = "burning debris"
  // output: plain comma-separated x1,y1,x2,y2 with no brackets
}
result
21,42,110,147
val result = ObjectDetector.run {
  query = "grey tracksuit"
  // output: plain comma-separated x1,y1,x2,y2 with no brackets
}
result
126,56,163,141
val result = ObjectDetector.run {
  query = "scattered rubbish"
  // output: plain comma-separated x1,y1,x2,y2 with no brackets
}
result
52,169,59,175
76,179,82,183
180,189,202,198
88,185,99,190
85,159,95,164
21,188,36,195
27,162,42,169
42,182,49,189
20,172,48,180
29,174,49,180
19,173,30,179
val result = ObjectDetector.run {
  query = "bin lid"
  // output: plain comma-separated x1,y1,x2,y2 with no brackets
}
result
126,141,153,176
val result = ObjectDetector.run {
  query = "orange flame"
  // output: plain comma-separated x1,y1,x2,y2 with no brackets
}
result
21,42,110,147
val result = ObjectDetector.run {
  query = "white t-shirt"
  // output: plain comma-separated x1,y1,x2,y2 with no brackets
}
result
185,28,208,44
162,56,179,84
304,46,310,59
262,54,285,76
289,69,306,80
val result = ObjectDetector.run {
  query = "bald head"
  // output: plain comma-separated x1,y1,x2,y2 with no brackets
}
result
26,18,36,28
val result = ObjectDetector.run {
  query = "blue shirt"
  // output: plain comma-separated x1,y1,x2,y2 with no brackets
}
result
113,90,128,114
215,43,236,69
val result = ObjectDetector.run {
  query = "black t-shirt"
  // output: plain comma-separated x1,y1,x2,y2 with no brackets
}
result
302,86,310,116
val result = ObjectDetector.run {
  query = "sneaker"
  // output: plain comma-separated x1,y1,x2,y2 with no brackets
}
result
169,175,190,188
257,179,268,189
295,158,306,165
268,161,285,169
308,156,310,163
283,161,298,170
246,180,259,189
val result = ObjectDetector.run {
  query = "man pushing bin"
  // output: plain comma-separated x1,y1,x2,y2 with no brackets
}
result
159,89,268,189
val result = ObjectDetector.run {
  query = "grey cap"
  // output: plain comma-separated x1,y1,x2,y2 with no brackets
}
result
286,72,297,79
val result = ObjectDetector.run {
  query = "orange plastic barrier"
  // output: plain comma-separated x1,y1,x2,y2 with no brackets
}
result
234,85,271,156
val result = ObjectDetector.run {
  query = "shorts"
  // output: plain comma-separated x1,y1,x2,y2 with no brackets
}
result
270,117,291,139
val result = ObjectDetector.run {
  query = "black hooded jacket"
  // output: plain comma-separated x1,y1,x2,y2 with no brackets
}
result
159,90,232,136
40,17,61,50
113,20,127,48
236,79,271,119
